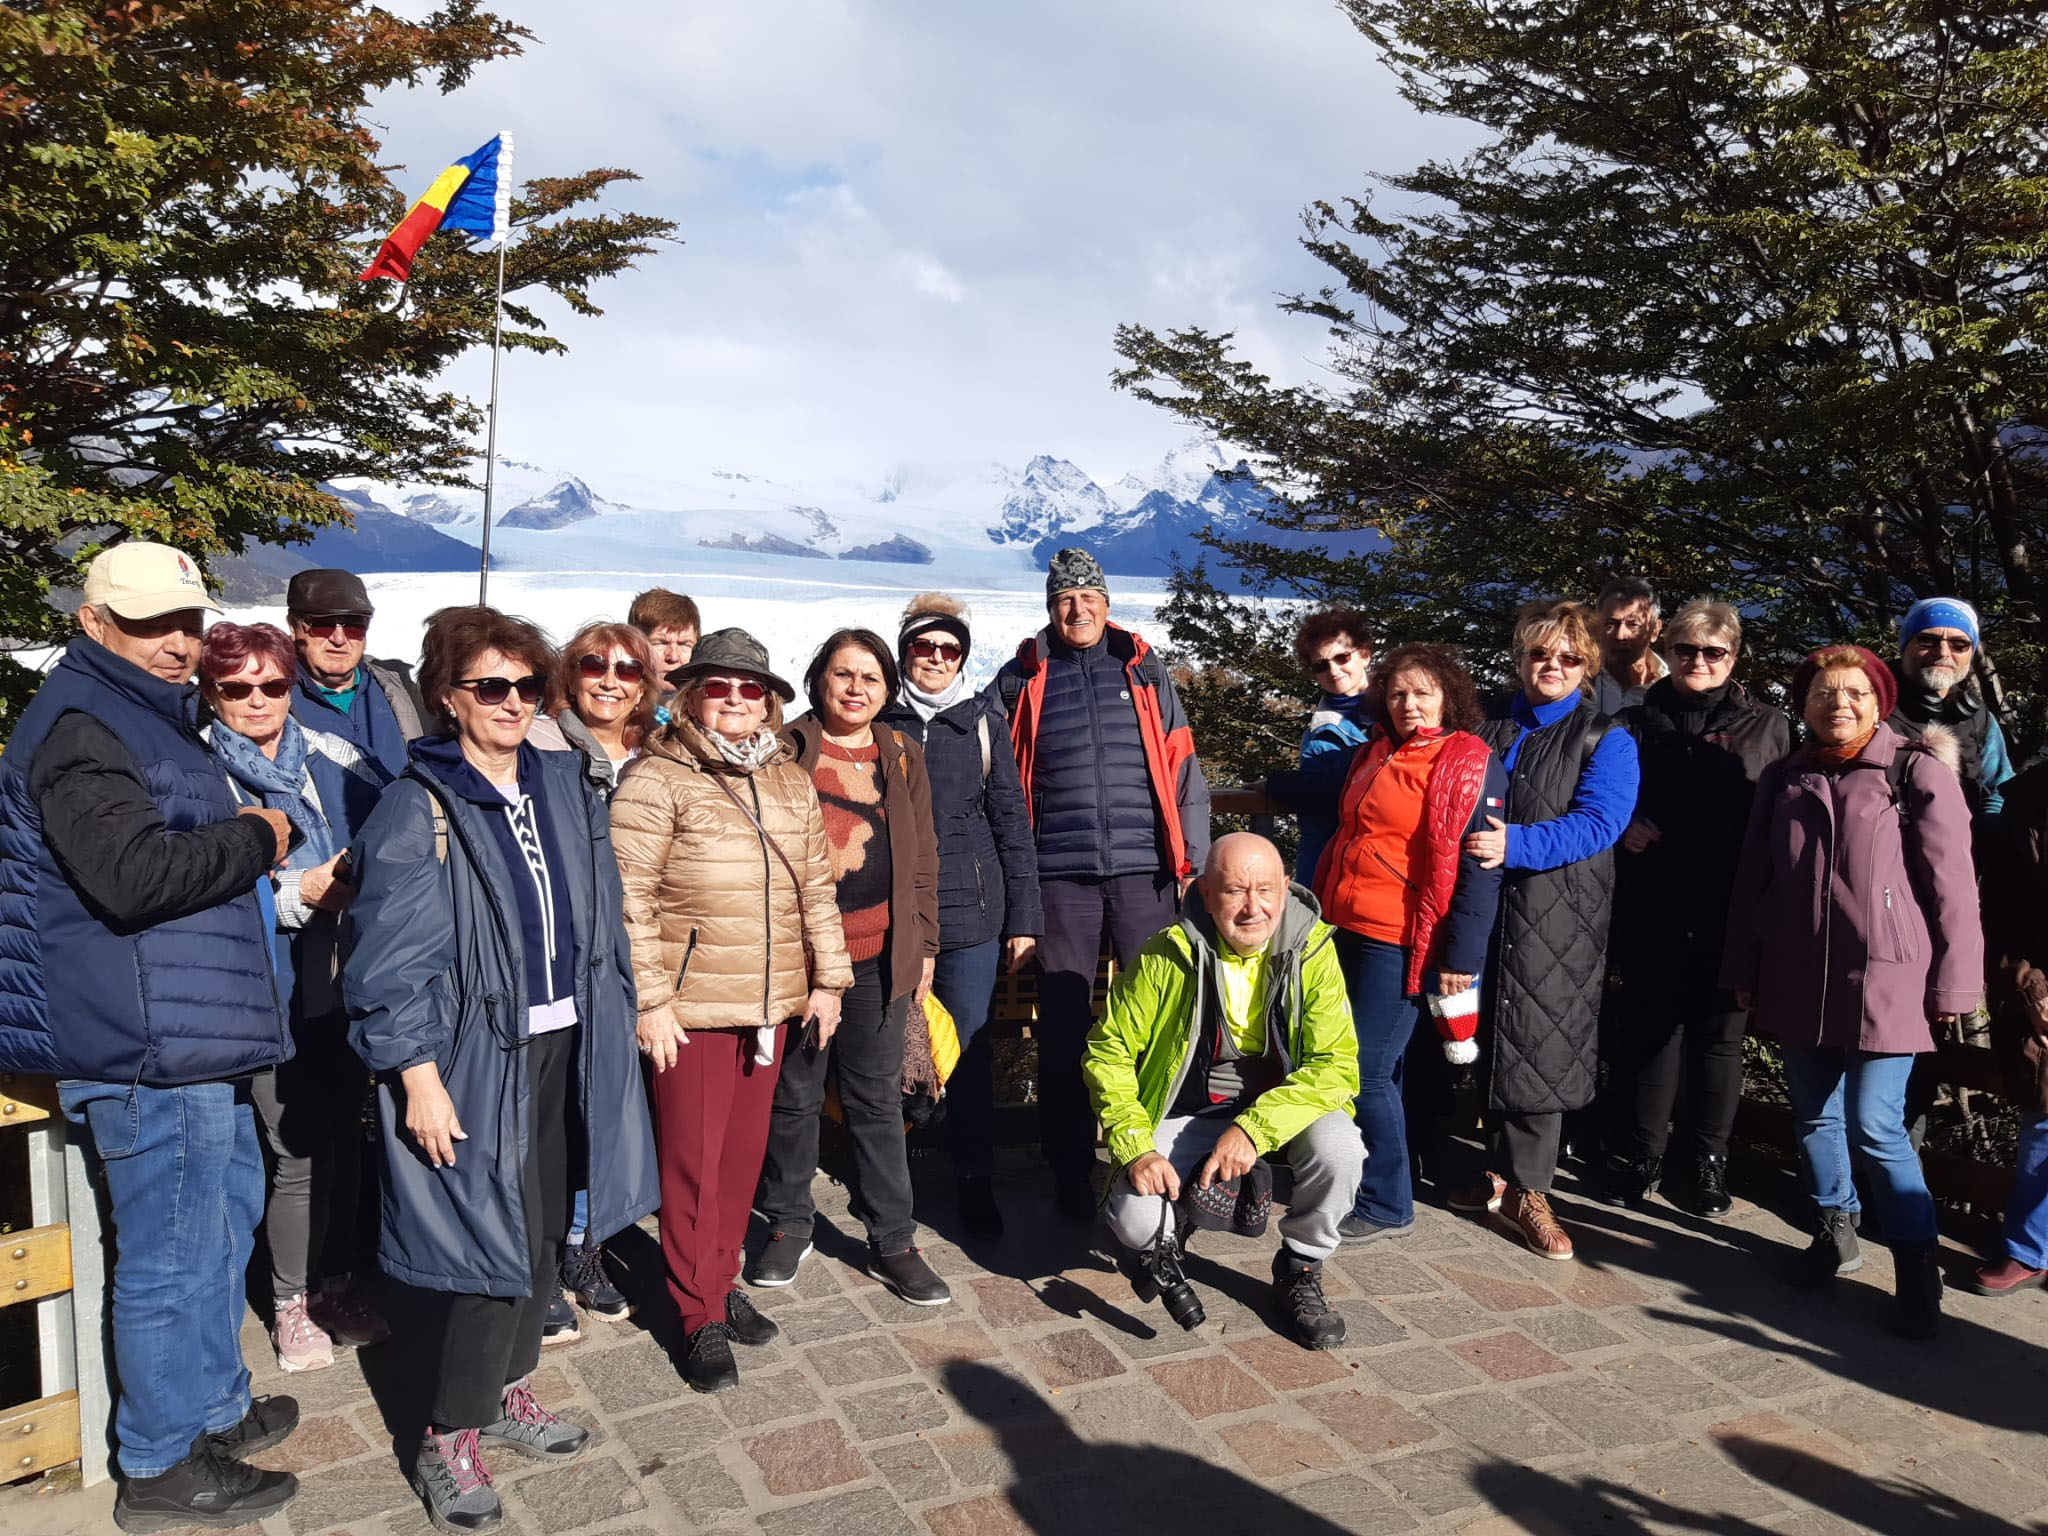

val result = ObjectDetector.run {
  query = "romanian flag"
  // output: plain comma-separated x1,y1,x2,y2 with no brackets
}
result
359,133,514,283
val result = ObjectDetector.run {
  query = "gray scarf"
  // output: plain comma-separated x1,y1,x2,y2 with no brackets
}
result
902,672,969,723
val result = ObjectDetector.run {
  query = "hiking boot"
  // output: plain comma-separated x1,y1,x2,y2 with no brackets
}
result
560,1241,630,1321
1338,1213,1413,1243
1501,1187,1574,1261
745,1230,811,1288
872,1246,952,1306
205,1394,299,1460
1055,1170,1099,1224
1272,1248,1346,1350
540,1291,580,1345
1448,1171,1507,1214
725,1288,780,1346
956,1175,1005,1240
1604,1155,1661,1208
480,1375,588,1461
1687,1154,1732,1219
412,1426,500,1533
308,1276,389,1348
684,1321,740,1394
1966,1256,2048,1297
1785,1208,1863,1289
1892,1241,1943,1341
271,1293,334,1373
113,1442,298,1533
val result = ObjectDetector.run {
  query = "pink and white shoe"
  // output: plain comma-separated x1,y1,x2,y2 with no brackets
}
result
272,1292,335,1373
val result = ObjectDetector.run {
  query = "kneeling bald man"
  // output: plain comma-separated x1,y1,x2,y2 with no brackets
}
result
1084,833,1364,1348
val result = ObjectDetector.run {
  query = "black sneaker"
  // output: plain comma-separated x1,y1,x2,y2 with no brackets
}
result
1272,1248,1345,1351
684,1321,740,1393
746,1230,811,1287
540,1290,580,1345
1687,1154,1733,1219
560,1241,630,1321
205,1394,299,1460
1785,1208,1863,1289
1337,1213,1412,1243
872,1246,952,1306
725,1288,780,1347
1891,1240,1944,1341
114,1443,298,1533
1054,1170,1098,1224
955,1175,1005,1240
1604,1155,1662,1208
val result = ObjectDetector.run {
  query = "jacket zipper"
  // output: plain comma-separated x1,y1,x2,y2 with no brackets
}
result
675,927,700,990
750,774,773,1026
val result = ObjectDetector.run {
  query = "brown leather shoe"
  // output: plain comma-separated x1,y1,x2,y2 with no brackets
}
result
1502,1187,1573,1261
1448,1171,1507,1214
1966,1257,2048,1297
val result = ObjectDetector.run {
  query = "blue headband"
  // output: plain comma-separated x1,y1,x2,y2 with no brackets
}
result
1899,597,1980,651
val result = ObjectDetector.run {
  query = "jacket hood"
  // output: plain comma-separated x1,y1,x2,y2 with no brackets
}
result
1176,881,1323,964
62,632,200,732
408,735,546,807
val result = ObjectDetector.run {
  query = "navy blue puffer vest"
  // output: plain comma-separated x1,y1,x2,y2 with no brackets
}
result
1031,638,1163,881
0,638,287,1085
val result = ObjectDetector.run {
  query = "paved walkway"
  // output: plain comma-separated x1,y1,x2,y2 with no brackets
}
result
7,1154,2048,1536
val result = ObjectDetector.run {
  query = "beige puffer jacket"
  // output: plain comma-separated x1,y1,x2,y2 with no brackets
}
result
611,716,854,1030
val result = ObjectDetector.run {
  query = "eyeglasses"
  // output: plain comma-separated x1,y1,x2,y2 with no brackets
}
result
455,674,546,707
1913,635,1973,655
1311,650,1357,675
212,678,293,701
1813,687,1875,706
1671,643,1731,664
578,654,646,685
1524,647,1586,668
909,638,964,662
699,679,767,702
299,617,368,641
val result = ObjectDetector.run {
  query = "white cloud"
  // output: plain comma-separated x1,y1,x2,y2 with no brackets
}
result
370,1,1453,484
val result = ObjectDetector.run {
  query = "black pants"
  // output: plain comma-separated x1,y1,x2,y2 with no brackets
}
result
1612,974,1747,1163
1488,1110,1563,1194
392,1026,575,1430
1036,874,1181,1179
756,957,917,1253
251,1009,367,1302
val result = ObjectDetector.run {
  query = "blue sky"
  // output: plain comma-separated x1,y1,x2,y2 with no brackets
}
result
373,1,1446,488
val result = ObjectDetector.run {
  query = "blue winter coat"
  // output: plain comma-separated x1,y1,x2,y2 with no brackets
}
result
345,743,658,1297
879,692,1043,951
1288,693,1375,885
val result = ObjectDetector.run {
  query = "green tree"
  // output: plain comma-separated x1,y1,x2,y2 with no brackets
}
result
1114,0,2048,780
0,0,676,727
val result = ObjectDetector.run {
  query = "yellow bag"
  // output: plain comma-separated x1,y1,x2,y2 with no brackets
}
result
923,990,961,1088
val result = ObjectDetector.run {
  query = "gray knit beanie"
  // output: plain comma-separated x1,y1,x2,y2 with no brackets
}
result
1046,547,1109,606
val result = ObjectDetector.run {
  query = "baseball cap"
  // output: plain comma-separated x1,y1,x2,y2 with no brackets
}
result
81,542,220,620
286,568,375,619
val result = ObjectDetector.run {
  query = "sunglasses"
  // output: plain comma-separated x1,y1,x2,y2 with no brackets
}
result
699,679,767,702
212,678,293,701
1311,650,1358,675
909,638,964,661
300,618,368,641
1913,635,1973,655
578,654,647,685
1524,647,1586,668
455,674,546,707
1671,643,1731,663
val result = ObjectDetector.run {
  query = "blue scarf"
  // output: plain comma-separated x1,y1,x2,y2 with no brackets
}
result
211,716,339,872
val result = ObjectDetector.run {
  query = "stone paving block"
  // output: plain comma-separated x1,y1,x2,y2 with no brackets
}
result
1597,1352,1738,1415
866,1287,966,1325
1433,1262,1566,1313
572,1334,683,1416
811,1332,917,1387
931,1425,1067,1489
899,1320,1004,1369
653,1451,749,1526
1063,1380,1201,1449
717,1366,829,1429
1336,1250,1443,1298
842,1380,951,1441
868,1438,953,1502
1523,1378,1675,1450
614,1397,728,1471
1335,1300,1412,1348
922,1492,1035,1535
968,1275,1051,1332
1404,1210,1480,1251
1146,1355,1273,1418
511,1455,647,1533
946,1362,1054,1427
1427,1389,1585,1460
779,1296,880,1344
748,1254,845,1309
1516,1310,1629,1357
1364,1348,1484,1397
1225,1332,1352,1390
1372,1445,1491,1516
1286,1474,1423,1533
284,1457,421,1535
1389,1296,1496,1340
526,1364,578,1404
1797,1391,1940,1458
254,1411,372,1474
743,1417,871,1496
1095,1313,1214,1360
1706,1411,1863,1500
1448,1331,1572,1382
1301,1387,1439,1457
754,1485,918,1536
1597,1443,1782,1522
1558,1265,1652,1310
1908,1449,2048,1519
1216,1418,1349,1478
1691,1346,1827,1401
1018,1327,1127,1389
1627,1308,1741,1348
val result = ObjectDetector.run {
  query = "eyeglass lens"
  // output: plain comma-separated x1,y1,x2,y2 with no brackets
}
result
579,654,646,683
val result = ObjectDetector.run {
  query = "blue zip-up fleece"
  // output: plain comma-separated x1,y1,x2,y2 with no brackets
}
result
0,637,286,1085
345,743,658,1296
1497,693,1641,871
1290,693,1375,883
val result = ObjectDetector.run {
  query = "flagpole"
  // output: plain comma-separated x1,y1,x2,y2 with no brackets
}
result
478,238,506,607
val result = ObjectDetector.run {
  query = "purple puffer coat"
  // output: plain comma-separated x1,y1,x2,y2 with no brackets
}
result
1722,723,1982,1053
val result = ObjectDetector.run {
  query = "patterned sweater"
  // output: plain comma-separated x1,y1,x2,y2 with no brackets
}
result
813,738,893,964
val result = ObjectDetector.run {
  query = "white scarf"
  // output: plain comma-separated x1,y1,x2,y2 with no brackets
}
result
902,672,969,723
712,727,781,769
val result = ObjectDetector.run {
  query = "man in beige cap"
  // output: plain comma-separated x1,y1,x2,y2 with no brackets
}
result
0,541,303,1530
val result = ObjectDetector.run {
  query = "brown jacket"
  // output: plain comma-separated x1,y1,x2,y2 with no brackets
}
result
610,716,854,1030
783,714,942,1005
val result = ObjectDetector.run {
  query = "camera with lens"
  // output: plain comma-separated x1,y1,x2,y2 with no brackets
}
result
1126,1208,1205,1331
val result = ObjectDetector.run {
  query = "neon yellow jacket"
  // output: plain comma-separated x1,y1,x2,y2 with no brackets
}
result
1083,888,1359,1166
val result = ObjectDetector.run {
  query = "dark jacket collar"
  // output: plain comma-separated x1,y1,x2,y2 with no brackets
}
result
61,633,201,731
409,735,544,806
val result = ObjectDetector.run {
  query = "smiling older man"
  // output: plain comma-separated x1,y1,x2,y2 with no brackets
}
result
1084,833,1362,1350
1888,595,2014,821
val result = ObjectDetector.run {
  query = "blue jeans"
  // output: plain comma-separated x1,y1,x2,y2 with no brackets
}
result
2006,1115,2048,1270
1334,931,1423,1228
60,1078,265,1478
933,939,1002,1177
1779,1046,1936,1247
568,1187,589,1248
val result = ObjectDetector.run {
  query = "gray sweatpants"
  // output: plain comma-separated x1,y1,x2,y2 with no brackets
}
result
1104,1110,1365,1262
